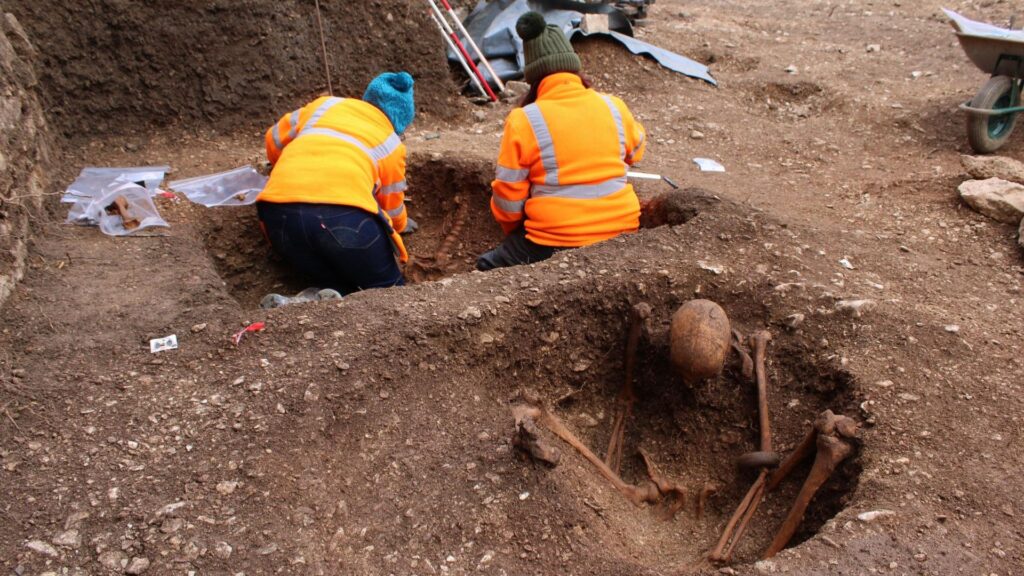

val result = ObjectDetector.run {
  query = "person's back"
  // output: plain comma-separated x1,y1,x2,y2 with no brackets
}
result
260,97,403,219
505,73,643,247
478,12,646,271
255,72,418,304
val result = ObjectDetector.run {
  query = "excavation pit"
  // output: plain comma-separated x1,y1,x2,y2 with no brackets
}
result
485,289,863,567
177,154,503,307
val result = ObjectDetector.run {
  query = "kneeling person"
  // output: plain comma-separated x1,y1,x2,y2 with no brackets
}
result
257,72,419,304
477,12,646,271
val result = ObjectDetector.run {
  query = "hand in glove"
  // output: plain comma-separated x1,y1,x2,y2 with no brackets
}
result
401,217,419,235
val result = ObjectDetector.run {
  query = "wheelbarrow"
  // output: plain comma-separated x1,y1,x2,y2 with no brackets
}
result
946,8,1024,153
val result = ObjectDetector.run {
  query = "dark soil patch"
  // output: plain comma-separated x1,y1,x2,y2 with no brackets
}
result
404,153,504,281
750,81,841,121
5,0,462,137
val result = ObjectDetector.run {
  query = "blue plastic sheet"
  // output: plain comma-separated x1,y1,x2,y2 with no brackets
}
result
454,0,716,87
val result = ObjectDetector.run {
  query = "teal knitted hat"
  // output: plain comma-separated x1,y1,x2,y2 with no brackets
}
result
363,72,416,135
516,12,581,85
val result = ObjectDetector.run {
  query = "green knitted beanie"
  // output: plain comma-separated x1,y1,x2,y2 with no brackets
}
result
516,11,581,85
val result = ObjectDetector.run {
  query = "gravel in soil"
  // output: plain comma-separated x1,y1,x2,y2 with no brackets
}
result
2,0,1024,574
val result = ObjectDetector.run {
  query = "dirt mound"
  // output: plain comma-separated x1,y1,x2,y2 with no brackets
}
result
5,0,462,136
749,80,842,121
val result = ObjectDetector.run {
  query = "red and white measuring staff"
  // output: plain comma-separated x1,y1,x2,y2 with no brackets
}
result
428,11,489,99
434,0,505,93
426,0,498,102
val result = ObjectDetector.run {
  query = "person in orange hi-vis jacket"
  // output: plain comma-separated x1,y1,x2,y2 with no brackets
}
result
477,11,646,271
256,72,419,308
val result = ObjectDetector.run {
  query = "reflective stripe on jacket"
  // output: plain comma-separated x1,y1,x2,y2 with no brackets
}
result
258,96,409,262
490,73,645,247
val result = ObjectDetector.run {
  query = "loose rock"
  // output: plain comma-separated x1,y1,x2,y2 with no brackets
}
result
160,517,184,534
25,540,59,558
156,501,186,517
98,550,127,570
835,299,876,317
958,178,1024,224
125,556,150,574
784,313,805,329
52,529,81,548
216,481,238,495
502,81,529,101
857,509,896,523
961,154,1024,183
214,541,233,560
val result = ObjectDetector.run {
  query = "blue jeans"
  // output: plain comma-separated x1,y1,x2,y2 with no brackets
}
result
257,202,404,295
476,227,565,271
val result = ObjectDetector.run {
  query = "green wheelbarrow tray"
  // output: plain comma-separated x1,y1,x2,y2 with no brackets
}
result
945,8,1024,75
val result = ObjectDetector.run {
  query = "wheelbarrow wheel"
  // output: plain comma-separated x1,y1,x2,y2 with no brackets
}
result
967,75,1018,154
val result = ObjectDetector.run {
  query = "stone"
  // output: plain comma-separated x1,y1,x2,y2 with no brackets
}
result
190,323,207,333
155,501,186,517
866,44,881,52
98,550,127,570
835,299,876,317
458,306,482,320
160,517,184,534
64,511,90,529
784,313,805,329
961,154,1024,183
216,481,238,495
580,13,610,33
958,178,1024,224
214,541,233,560
784,64,798,74
25,540,58,557
125,556,150,574
502,81,529,101
857,509,896,523
690,130,705,140
1019,217,1024,250
52,529,81,548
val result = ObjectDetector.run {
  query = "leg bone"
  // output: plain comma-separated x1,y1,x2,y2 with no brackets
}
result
605,302,652,473
762,413,858,559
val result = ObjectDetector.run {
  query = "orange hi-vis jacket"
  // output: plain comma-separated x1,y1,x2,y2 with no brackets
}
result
258,96,410,262
490,73,646,247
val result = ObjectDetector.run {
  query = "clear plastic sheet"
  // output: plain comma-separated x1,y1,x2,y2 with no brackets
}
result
62,166,169,203
169,166,267,207
66,181,169,236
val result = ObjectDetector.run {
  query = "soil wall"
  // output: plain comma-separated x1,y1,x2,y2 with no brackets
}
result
0,6,49,309
5,0,460,137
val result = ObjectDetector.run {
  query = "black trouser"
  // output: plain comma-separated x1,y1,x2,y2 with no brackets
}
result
257,202,404,294
476,228,566,271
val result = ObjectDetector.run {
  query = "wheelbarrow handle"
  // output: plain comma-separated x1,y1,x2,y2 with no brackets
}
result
959,101,1024,116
